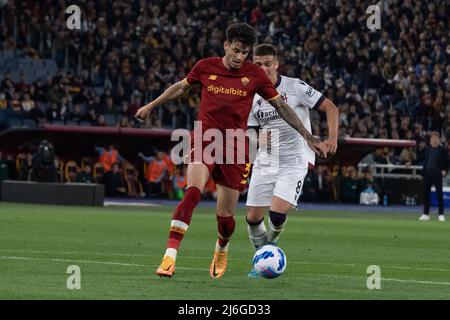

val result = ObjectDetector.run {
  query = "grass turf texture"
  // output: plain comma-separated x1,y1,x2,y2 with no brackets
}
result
0,202,449,299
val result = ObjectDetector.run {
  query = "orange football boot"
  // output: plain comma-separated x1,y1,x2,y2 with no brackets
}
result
156,255,175,278
210,250,228,279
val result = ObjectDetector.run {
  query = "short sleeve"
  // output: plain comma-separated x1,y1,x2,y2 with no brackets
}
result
295,79,324,110
247,99,260,127
185,59,205,85
255,67,279,101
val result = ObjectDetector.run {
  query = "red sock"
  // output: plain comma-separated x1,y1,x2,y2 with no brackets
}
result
217,215,236,247
166,187,202,250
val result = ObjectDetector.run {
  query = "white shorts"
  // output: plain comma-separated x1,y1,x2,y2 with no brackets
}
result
246,164,308,208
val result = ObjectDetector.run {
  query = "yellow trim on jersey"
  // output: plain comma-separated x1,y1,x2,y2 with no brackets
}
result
267,94,280,101
183,78,191,85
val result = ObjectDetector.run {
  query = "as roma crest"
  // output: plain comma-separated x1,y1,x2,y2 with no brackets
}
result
241,77,250,86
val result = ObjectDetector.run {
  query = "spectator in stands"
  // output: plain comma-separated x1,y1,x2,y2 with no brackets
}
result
334,166,349,202
302,169,319,202
76,165,93,184
141,117,155,129
46,102,62,122
114,87,127,106
419,132,449,221
16,75,28,92
172,165,187,200
81,108,97,125
302,166,332,202
30,140,57,183
119,101,132,118
0,151,16,181
15,153,32,181
67,104,84,124
95,144,125,173
129,96,142,117
10,93,21,113
139,151,168,198
342,166,360,203
399,147,416,165
0,150,10,182
315,165,333,202
359,167,379,195
103,162,127,197
117,116,133,128
21,93,35,114
96,115,108,127
0,91,8,110
105,97,118,116
373,149,387,165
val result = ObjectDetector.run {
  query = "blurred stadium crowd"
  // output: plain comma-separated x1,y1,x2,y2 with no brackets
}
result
0,0,449,201
0,143,385,204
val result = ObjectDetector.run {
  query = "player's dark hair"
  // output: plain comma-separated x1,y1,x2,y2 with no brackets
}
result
253,44,277,58
226,23,256,48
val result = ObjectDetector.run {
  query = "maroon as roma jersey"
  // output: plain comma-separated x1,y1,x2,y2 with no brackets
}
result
185,57,279,132
183,57,279,191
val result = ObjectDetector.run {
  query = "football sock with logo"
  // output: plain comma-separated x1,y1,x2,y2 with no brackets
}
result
267,210,287,244
246,217,267,250
165,187,202,261
216,215,236,252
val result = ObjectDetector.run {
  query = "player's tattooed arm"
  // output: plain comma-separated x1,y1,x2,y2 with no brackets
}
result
269,96,328,157
135,80,191,121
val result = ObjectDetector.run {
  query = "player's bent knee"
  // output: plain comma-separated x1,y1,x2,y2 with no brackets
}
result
247,207,265,222
217,210,234,217
270,196,293,213
186,183,205,193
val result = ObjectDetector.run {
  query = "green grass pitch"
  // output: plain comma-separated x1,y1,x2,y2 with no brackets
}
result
0,202,449,299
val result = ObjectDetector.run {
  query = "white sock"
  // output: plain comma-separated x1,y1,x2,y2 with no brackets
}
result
267,217,287,244
215,239,229,253
165,248,177,261
247,219,267,250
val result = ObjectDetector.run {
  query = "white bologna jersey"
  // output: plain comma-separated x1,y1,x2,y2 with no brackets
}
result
247,75,324,167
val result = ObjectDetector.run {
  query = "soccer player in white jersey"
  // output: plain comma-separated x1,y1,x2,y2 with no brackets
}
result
246,44,339,277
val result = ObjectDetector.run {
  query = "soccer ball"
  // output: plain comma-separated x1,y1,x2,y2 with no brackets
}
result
252,244,287,278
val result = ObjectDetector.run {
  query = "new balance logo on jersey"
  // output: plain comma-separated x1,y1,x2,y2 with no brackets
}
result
209,75,217,80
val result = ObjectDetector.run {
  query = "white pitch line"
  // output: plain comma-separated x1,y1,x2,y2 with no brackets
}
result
1,255,450,287
0,255,208,272
300,272,450,286
303,272,450,286
382,277,450,286
103,201,160,207
289,260,450,273
0,249,151,258
1,248,450,274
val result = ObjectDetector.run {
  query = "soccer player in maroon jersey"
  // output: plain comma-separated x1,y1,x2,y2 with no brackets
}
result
136,23,328,279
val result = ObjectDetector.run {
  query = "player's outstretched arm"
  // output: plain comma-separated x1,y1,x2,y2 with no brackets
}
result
317,98,339,154
135,79,191,121
268,96,328,158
